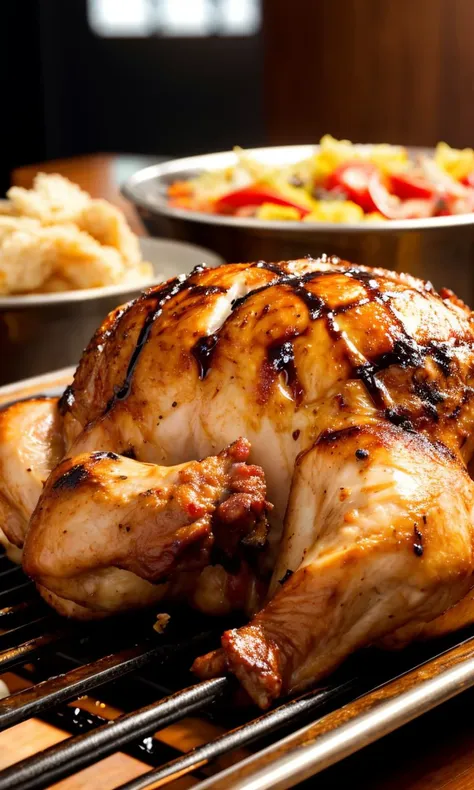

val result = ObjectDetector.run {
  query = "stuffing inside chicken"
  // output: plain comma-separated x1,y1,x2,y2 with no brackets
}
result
3,255,474,709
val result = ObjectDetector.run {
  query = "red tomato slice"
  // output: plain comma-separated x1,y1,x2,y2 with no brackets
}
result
389,173,437,201
324,161,379,213
214,186,311,217
461,172,474,188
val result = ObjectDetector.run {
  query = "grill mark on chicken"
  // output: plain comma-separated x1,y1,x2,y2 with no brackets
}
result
64,258,471,437
52,463,90,491
52,451,120,491
427,341,456,376
413,524,424,556
105,275,226,411
230,264,434,411
58,385,75,415
191,334,220,379
413,378,446,421
260,340,304,406
252,260,287,275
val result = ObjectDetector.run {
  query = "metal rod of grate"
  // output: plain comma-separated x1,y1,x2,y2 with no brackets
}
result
0,678,228,790
4,547,474,790
191,634,474,790
114,679,359,790
0,641,182,731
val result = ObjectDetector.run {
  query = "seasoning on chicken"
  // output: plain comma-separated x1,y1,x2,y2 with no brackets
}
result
4,255,474,708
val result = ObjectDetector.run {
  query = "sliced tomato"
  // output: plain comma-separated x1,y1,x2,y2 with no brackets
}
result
368,175,436,219
461,172,474,188
214,186,311,217
324,161,380,213
389,173,437,201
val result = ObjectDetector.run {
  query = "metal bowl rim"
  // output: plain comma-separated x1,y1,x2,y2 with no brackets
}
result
122,144,474,234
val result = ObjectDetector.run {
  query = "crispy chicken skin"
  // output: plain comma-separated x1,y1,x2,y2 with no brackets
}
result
23,439,269,617
4,255,474,707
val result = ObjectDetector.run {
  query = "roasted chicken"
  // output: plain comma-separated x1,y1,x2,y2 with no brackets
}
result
2,255,474,708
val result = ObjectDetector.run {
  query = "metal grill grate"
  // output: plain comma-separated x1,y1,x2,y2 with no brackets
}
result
4,549,474,790
3,395,474,789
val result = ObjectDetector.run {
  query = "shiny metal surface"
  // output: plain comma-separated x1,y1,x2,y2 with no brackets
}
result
195,635,474,790
122,145,474,304
0,238,223,386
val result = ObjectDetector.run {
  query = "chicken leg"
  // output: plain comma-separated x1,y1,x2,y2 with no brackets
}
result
23,438,271,618
194,423,474,708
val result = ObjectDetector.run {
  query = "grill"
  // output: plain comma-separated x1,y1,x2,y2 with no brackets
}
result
3,385,474,790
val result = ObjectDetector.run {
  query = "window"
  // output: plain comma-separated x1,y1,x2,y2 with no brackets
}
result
87,0,262,38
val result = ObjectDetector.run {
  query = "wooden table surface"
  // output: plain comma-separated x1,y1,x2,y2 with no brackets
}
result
4,155,474,790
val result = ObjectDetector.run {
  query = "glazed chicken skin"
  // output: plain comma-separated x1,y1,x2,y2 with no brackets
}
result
3,255,474,709
0,397,63,561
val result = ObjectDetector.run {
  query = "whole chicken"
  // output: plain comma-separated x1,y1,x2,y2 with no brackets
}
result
2,255,474,709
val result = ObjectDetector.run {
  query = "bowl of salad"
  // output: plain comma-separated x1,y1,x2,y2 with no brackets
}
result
122,136,474,303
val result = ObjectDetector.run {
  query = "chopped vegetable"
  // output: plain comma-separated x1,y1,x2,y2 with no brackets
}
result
167,136,474,223
256,203,302,221
389,173,437,201
303,200,364,223
324,161,380,213
368,175,436,219
435,142,474,182
215,186,312,217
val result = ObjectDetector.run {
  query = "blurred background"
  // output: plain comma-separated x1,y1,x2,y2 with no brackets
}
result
3,0,474,194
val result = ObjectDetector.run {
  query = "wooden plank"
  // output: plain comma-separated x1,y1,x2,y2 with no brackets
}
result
263,0,474,149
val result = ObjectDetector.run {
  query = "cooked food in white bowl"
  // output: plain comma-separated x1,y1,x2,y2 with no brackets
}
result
0,173,152,295
166,136,474,222
2,253,474,709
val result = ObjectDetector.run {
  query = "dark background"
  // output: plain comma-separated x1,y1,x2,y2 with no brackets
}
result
3,0,474,193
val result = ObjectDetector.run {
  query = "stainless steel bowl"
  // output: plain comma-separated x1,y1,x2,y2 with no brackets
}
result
122,145,474,305
0,237,223,386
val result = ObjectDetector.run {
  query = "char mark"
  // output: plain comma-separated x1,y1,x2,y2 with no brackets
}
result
265,339,303,405
384,408,415,432
427,341,456,376
53,464,90,491
316,425,363,446
192,334,219,379
105,276,225,411
413,378,445,421
91,451,120,461
252,261,287,276
413,525,424,556
58,385,75,415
